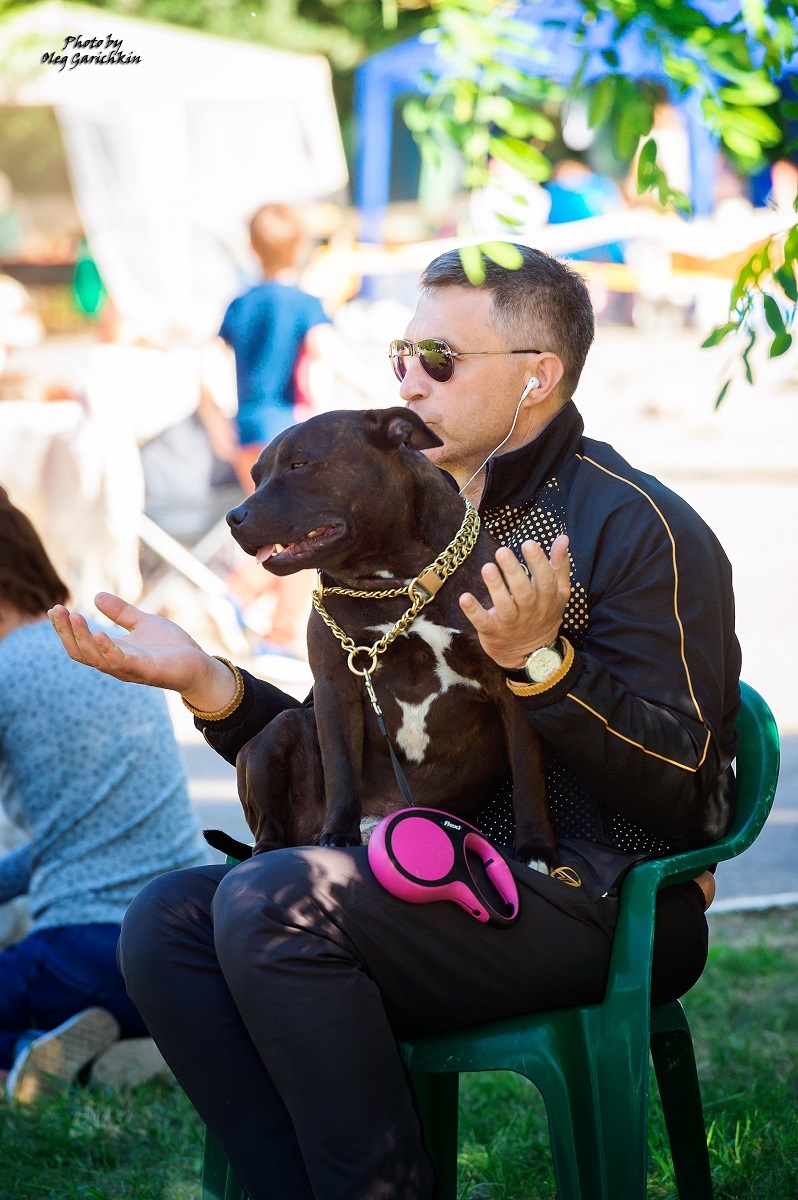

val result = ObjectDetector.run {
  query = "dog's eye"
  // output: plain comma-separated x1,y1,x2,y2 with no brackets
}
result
289,461,308,471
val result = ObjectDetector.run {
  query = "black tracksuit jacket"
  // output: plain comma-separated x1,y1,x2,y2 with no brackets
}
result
198,400,741,861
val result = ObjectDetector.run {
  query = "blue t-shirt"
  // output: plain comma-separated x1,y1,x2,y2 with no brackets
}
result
544,174,625,263
219,279,330,446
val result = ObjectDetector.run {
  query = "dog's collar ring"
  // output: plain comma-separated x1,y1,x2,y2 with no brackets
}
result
347,645,380,677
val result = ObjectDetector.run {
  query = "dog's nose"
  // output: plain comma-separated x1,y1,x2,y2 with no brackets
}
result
226,504,247,528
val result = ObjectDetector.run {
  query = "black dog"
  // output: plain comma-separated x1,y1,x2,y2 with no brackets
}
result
222,406,557,871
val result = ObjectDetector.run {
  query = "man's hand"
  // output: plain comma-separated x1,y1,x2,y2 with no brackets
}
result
49,592,238,712
459,536,570,670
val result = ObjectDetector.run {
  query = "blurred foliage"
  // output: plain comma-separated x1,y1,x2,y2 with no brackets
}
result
0,108,71,193
0,0,426,71
403,0,798,397
1,0,797,393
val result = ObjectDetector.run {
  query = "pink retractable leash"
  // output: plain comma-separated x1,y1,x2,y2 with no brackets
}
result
368,807,520,927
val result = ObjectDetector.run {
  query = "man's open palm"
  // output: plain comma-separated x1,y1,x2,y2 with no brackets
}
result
49,592,209,694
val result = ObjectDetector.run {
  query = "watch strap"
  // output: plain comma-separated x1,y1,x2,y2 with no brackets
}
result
503,638,562,684
506,637,575,697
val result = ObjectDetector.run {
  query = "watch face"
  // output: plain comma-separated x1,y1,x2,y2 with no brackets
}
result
525,646,563,683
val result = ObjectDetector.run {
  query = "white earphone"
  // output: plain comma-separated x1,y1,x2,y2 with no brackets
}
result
520,376,540,402
457,377,541,496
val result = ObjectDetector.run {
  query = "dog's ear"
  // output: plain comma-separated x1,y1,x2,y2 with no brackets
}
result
362,407,443,451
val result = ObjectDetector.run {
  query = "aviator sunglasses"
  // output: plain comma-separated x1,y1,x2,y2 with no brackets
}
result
389,338,542,384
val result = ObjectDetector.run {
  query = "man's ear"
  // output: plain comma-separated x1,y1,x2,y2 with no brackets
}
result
362,406,443,451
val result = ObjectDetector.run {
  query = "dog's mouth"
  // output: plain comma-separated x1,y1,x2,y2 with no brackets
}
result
254,522,344,565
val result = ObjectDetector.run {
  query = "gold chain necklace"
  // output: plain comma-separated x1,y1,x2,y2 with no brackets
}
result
311,501,480,680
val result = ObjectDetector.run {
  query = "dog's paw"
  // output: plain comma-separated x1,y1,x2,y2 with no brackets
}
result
319,831,363,848
514,841,558,875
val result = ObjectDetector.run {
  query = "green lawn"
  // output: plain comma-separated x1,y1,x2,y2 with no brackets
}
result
0,909,796,1200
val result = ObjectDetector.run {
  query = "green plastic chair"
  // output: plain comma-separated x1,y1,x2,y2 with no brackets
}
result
201,681,780,1200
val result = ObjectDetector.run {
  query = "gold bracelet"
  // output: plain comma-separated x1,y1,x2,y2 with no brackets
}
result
505,638,575,697
181,657,244,721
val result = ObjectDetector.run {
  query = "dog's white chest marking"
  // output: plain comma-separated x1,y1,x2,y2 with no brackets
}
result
394,694,436,762
367,616,482,764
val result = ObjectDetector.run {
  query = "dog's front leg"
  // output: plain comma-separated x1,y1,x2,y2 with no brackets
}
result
497,690,559,872
314,674,366,847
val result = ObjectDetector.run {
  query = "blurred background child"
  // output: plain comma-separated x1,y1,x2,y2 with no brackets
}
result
215,203,374,658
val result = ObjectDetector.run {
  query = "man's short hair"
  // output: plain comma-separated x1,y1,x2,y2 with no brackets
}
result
249,205,303,275
419,245,595,399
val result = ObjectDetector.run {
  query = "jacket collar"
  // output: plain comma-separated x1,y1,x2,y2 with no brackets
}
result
480,400,584,510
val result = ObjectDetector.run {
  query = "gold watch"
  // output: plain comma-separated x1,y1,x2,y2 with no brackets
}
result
505,639,564,685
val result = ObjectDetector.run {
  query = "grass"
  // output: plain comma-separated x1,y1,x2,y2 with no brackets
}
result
0,910,796,1199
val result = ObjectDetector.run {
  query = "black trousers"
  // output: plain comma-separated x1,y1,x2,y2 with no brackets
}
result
118,848,707,1200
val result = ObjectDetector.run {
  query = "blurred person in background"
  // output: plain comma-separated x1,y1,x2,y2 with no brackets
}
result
544,159,626,264
213,203,373,658
0,487,209,1102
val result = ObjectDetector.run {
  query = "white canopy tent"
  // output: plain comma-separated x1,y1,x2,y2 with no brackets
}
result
0,1,349,341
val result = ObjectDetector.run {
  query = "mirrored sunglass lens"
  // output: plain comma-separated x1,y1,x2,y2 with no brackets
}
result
390,341,409,381
418,340,453,382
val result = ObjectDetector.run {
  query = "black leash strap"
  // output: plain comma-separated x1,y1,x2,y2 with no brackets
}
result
362,671,415,808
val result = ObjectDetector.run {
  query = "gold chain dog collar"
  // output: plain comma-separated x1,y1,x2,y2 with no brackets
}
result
312,502,480,679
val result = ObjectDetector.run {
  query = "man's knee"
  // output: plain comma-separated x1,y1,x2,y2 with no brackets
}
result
119,865,226,1000
211,847,376,953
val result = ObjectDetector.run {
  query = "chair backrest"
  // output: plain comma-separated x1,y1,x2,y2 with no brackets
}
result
604,682,780,1006
721,681,780,856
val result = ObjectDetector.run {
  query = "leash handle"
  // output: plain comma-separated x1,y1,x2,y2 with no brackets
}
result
362,670,415,808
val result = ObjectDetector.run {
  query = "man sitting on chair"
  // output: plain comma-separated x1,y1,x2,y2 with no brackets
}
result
51,246,734,1200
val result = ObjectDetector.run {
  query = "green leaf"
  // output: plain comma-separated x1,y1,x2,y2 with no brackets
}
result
769,330,793,358
462,127,490,161
588,76,615,128
403,99,432,135
741,0,766,35
781,101,798,119
474,95,514,125
637,137,658,188
601,48,619,68
722,126,765,163
723,106,782,147
459,245,486,286
775,262,798,303
714,379,732,409
480,241,524,269
671,189,692,217
701,321,737,348
488,136,551,181
785,224,798,260
719,81,782,106
762,293,785,336
742,332,756,384
616,102,644,161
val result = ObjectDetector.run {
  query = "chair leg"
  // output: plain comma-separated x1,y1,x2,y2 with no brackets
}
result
530,1010,650,1200
201,1130,248,1200
202,1130,232,1200
410,1071,459,1200
520,1062,605,1200
650,1012,713,1200
224,1172,248,1200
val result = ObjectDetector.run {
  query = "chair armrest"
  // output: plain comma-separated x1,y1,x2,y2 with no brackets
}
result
603,848,719,1008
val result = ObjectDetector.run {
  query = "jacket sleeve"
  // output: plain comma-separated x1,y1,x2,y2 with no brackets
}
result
518,509,740,845
194,668,303,766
